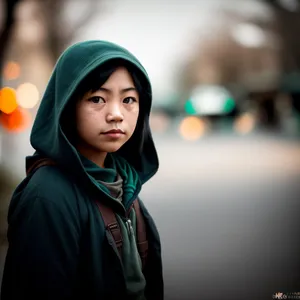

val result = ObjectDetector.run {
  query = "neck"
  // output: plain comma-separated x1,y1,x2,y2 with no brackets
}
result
76,145,107,168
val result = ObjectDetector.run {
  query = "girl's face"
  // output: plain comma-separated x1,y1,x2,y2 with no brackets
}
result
75,67,140,166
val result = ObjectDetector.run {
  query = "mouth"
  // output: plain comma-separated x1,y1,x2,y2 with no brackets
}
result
102,129,125,134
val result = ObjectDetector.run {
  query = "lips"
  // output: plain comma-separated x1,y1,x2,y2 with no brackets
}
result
102,129,125,134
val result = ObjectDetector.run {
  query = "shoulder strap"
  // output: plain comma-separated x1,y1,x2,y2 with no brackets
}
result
26,158,56,176
133,199,148,269
96,199,148,269
95,201,123,258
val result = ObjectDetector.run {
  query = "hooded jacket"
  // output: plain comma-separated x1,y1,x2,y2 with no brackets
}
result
0,40,163,300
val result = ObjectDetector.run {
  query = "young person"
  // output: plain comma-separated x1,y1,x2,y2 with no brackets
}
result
1,40,163,300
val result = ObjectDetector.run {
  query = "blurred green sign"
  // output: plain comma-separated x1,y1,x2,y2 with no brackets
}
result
185,85,235,116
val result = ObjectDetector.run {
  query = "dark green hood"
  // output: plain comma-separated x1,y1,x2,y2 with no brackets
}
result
26,40,159,199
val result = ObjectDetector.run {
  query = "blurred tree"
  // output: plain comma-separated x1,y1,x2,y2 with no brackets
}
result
38,0,101,64
0,0,22,87
175,7,286,130
263,0,300,115
177,25,278,101
264,0,300,71
0,0,24,204
0,0,23,235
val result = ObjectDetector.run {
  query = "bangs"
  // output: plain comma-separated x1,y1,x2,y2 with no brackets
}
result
75,59,147,100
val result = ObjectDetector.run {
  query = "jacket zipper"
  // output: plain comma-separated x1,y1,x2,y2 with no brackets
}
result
125,203,134,236
125,219,134,236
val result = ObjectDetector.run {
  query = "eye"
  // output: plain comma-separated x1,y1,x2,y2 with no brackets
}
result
123,97,137,104
88,96,105,104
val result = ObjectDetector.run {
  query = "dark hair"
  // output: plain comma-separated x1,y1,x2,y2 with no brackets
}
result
61,59,150,151
75,59,146,101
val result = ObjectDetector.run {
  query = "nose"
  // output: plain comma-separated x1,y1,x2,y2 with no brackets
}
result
106,103,124,123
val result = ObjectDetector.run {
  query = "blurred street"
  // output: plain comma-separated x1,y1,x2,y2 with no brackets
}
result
1,130,300,299
141,131,300,300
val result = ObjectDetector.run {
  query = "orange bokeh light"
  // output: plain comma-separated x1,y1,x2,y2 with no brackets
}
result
234,113,255,135
179,116,207,141
0,87,18,114
0,107,32,133
3,61,21,80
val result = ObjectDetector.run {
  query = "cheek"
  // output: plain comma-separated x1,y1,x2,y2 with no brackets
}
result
128,108,139,130
76,106,100,136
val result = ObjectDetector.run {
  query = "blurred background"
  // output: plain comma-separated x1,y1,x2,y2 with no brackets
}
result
1,0,300,299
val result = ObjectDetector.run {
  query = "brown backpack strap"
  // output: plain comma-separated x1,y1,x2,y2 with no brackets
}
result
95,201,123,258
96,199,148,269
133,199,148,269
26,158,56,176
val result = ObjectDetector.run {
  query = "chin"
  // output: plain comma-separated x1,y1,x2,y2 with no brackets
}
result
100,143,124,153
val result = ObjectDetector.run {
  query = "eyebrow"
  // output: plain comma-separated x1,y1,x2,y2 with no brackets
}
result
97,87,137,94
